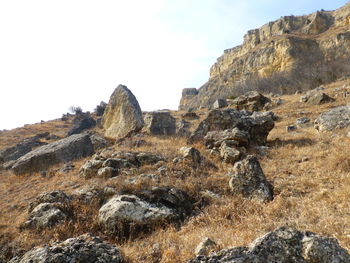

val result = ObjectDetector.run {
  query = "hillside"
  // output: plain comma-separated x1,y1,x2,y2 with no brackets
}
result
1,77,350,262
179,2,350,110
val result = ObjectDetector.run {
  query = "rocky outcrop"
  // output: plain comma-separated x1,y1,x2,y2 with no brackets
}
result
229,91,271,111
144,111,176,135
179,88,199,111
11,134,94,175
300,88,334,105
190,109,275,146
314,105,350,131
228,155,273,201
9,234,124,263
189,227,350,263
67,112,96,136
0,133,48,163
179,3,350,110
102,85,144,140
98,187,193,235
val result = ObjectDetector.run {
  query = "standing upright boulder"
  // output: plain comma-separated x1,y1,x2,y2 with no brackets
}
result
102,85,144,140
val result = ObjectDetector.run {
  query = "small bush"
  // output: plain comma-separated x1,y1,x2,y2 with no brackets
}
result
94,101,107,116
69,106,83,115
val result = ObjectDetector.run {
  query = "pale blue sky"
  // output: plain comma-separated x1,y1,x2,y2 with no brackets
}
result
0,0,348,129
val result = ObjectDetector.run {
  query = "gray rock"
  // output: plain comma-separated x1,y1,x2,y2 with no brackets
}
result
296,117,311,125
190,109,275,146
314,106,350,131
90,134,109,150
228,155,273,201
188,226,350,263
287,125,297,132
79,159,104,179
204,128,250,148
102,84,144,140
180,147,202,165
0,133,48,163
22,203,67,229
300,89,334,105
28,190,71,212
231,91,271,111
126,173,160,184
182,112,199,120
67,112,96,136
9,233,124,263
195,237,217,256
144,111,176,135
220,142,241,164
136,152,165,166
97,167,118,178
213,99,228,109
11,134,94,175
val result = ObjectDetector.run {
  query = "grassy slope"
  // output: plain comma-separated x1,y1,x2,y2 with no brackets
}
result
0,79,350,262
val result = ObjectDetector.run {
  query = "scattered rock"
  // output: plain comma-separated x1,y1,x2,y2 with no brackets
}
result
79,159,104,179
228,155,273,201
213,99,228,109
204,128,249,148
180,147,202,165
314,105,350,131
102,84,144,140
67,112,96,136
189,226,350,263
296,117,311,125
230,91,271,111
28,190,71,212
136,152,165,166
0,133,48,163
60,162,75,173
9,233,124,263
195,237,217,256
286,125,297,132
182,112,199,120
190,109,275,146
97,167,118,178
11,134,94,175
144,111,176,135
219,142,241,164
90,134,109,150
300,88,334,105
126,174,160,184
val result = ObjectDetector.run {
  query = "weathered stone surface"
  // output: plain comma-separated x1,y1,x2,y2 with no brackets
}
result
177,120,191,137
220,142,241,164
28,190,71,212
195,237,217,256
179,88,199,111
90,134,109,150
0,133,48,163
213,99,228,109
189,227,350,263
97,167,118,178
180,147,202,165
79,159,104,179
22,203,67,229
9,233,124,263
11,134,94,175
179,3,350,111
182,112,199,120
190,109,275,146
296,117,311,125
135,152,165,166
230,91,271,111
228,155,273,201
300,89,334,105
98,187,193,234
314,105,350,131
144,111,176,135
102,85,144,140
67,112,96,136
204,128,250,148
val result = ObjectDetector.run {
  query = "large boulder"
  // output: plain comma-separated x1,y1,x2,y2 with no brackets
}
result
230,91,271,111
144,111,176,135
190,109,275,146
314,105,350,131
300,88,334,105
98,187,193,235
228,155,273,201
0,133,48,163
102,85,144,140
67,112,96,136
9,234,124,263
11,134,94,175
189,227,350,263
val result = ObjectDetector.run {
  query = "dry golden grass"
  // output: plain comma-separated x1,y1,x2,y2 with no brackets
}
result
1,79,350,262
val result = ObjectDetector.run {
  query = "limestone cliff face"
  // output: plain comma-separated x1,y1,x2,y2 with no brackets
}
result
180,2,350,110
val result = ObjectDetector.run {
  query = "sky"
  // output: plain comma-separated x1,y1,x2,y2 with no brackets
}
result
0,0,348,130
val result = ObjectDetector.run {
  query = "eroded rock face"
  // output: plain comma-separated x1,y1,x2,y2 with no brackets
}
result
190,109,275,146
98,187,193,235
179,3,350,110
314,105,350,131
11,134,94,175
189,227,350,263
144,111,176,135
9,234,124,263
228,155,273,201
102,85,144,140
300,88,334,105
67,112,96,136
230,91,271,111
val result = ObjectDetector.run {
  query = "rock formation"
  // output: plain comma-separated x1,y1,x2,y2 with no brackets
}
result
144,111,176,135
179,3,350,110
314,105,350,131
102,85,144,140
189,226,350,263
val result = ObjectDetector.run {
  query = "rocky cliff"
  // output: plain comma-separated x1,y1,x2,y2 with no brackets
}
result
179,2,350,110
